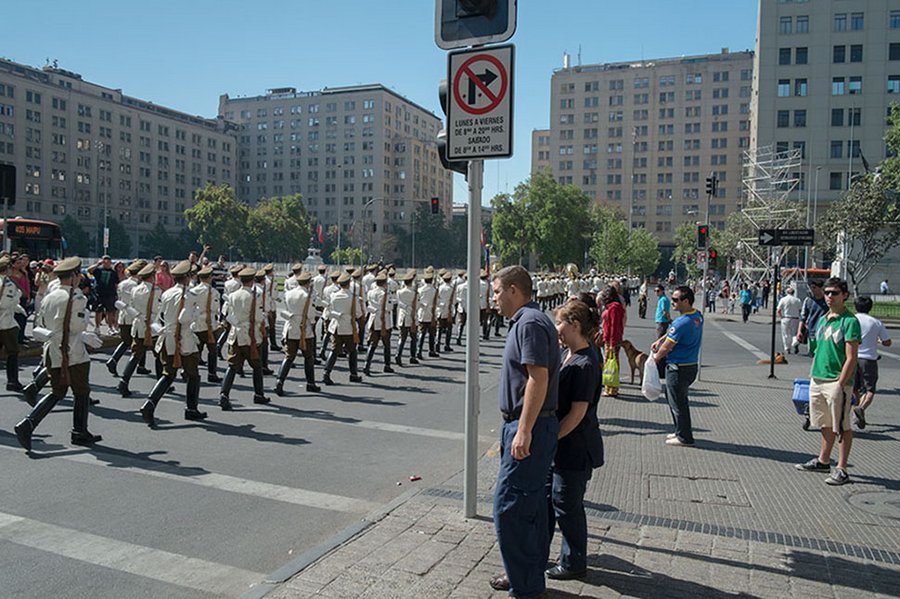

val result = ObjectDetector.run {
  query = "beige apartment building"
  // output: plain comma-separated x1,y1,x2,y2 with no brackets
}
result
752,0,900,204
538,50,754,247
531,129,552,174
219,85,452,262
0,58,237,252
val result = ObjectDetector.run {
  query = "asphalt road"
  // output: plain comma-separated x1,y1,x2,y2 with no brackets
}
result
0,297,895,598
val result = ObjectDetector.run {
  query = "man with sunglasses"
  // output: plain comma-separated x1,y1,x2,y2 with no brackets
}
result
651,286,703,447
796,277,860,485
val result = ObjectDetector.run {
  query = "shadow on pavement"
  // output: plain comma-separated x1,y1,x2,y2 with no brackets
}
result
197,420,309,446
268,402,362,425
90,446,210,477
696,439,811,464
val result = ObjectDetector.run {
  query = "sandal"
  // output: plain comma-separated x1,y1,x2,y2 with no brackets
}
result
489,573,510,591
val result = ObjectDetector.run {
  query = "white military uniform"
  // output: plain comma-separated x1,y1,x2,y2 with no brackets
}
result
156,283,199,357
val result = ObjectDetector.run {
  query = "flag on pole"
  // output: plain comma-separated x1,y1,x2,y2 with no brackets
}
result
859,148,871,173
317,223,324,244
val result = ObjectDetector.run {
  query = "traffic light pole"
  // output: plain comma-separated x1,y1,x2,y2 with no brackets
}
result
464,159,483,519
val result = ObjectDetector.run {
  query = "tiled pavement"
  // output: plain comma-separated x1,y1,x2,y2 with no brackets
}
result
259,356,900,598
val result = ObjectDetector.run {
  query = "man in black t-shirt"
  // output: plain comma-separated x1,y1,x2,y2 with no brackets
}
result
93,255,119,334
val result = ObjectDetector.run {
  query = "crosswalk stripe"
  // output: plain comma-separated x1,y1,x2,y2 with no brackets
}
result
709,320,770,360
0,511,262,596
0,445,377,514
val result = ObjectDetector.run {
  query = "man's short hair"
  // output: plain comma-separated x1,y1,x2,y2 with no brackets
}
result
808,280,823,288
675,285,694,305
655,284,665,291
824,277,849,294
493,265,533,296
855,296,873,314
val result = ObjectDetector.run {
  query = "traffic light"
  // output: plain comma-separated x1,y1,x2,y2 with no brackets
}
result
437,80,468,176
705,176,718,197
435,0,516,50
697,224,709,248
431,196,440,214
709,248,718,268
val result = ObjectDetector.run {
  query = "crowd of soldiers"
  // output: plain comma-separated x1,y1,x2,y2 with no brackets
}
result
2,257,513,451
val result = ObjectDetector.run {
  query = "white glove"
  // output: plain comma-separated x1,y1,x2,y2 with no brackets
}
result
81,331,103,349
32,327,52,342
115,300,127,310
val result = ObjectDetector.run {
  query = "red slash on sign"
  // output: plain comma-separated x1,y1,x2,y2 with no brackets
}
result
452,53,508,115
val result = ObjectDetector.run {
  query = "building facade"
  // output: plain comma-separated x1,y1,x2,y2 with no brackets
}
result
752,0,900,204
0,58,237,253
531,129,552,175
536,50,754,247
219,85,452,263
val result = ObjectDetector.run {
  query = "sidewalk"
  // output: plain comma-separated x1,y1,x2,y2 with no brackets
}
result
251,360,900,598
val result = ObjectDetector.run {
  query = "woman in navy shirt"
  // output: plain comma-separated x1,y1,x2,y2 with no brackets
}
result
546,299,605,580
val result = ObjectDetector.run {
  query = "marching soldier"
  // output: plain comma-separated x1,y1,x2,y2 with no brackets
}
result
15,258,102,450
219,267,268,410
437,272,455,353
140,260,206,426
1,257,26,392
190,265,222,383
255,270,275,375
275,269,320,395
455,273,468,346
395,271,419,366
284,263,302,292
322,273,363,385
351,268,366,353
363,271,395,376
216,264,244,359
479,270,491,340
118,263,163,397
105,260,145,377
264,264,280,352
318,270,340,361
416,271,439,359
362,264,377,294
311,263,328,360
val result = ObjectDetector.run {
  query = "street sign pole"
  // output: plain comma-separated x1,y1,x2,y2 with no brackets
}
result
769,249,779,379
464,159,483,519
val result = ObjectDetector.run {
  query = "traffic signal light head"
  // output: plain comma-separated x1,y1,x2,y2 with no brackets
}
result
435,0,516,50
431,196,440,214
709,248,718,268
697,225,709,248
705,175,718,196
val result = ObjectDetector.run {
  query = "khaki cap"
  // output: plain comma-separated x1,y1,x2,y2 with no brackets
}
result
54,257,83,275
138,263,156,278
229,264,243,275
351,268,363,278
317,264,327,272
400,272,415,282
255,269,266,280
264,263,274,273
126,261,143,275
170,260,192,277
198,265,214,276
375,271,387,282
238,267,257,279
441,272,452,281
297,271,312,283
291,263,304,273
329,271,340,280
337,272,351,284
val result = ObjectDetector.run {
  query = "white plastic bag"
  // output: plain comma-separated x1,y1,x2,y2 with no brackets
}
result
641,352,663,401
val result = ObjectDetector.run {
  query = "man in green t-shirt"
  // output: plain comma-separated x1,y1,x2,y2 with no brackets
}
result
795,277,860,485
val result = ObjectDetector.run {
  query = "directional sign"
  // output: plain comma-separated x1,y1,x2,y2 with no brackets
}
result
446,44,514,160
759,229,778,246
780,228,815,246
697,250,708,270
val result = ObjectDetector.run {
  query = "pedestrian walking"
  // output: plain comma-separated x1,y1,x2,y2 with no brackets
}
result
599,286,624,398
651,285,703,447
0,256,26,392
776,286,802,354
739,284,753,323
851,296,892,430
487,265,560,599
795,277,860,485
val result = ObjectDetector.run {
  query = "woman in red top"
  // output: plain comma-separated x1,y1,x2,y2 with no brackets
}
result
599,286,625,397
155,261,174,291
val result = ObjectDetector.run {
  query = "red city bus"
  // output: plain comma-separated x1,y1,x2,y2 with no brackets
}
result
0,217,64,259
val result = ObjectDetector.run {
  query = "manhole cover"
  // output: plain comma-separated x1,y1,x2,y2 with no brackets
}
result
848,492,900,520
648,474,751,507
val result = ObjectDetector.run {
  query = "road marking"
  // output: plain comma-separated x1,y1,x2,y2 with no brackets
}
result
880,350,900,360
0,511,261,596
709,320,770,360
328,418,493,443
0,445,377,514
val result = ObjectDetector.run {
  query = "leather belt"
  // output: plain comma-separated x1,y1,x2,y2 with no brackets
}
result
501,407,556,423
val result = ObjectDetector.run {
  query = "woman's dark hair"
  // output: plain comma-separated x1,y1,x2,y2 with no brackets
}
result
555,299,599,340
598,285,621,307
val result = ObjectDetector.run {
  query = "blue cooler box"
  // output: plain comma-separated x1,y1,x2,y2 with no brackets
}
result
792,378,810,415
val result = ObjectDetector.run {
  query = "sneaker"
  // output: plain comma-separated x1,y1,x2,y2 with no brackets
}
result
665,437,694,447
825,468,849,486
795,458,830,472
666,433,677,439
853,407,866,430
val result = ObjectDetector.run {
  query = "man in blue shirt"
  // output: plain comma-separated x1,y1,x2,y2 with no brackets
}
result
654,284,671,339
489,265,560,598
652,285,703,446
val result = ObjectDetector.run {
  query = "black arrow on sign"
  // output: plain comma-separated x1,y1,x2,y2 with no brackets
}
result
467,69,498,105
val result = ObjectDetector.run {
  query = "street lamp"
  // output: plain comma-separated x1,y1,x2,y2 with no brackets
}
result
94,140,108,255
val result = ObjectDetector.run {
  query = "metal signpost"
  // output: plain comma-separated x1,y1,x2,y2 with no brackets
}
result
436,0,516,519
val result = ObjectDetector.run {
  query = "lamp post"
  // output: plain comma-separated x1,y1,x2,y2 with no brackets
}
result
411,211,417,269
95,140,108,255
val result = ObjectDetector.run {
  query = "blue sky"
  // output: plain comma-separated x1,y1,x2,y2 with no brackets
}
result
3,0,758,205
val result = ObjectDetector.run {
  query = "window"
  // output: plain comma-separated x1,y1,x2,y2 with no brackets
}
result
830,141,843,159
777,79,791,97
850,45,863,63
834,13,846,32
741,69,752,81
796,47,808,64
849,76,862,95
889,76,900,94
830,172,842,190
848,140,860,158
777,110,790,128
891,43,900,61
779,48,792,65
892,10,900,29
850,12,863,30
831,108,844,127
833,45,845,63
796,15,809,33
793,110,806,127
832,77,845,95
780,16,792,33
849,107,861,126
795,79,807,97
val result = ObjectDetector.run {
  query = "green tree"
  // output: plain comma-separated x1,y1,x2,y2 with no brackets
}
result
330,246,365,266
818,174,900,294
490,192,531,265
528,173,593,268
672,222,702,281
244,194,311,261
61,215,92,256
588,205,630,273
625,227,661,276
184,184,249,256
881,103,900,188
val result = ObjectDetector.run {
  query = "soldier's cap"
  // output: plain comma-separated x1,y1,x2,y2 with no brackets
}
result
351,268,363,278
255,269,266,280
366,264,378,272
229,264,243,275
190,264,199,275
441,272,452,281
400,271,415,282
375,271,387,282
0,256,10,270
297,271,312,283
438,268,448,276
480,269,488,278
170,260,192,277
317,264,327,272
264,263,274,273
198,265,214,277
237,267,257,279
458,270,466,277
388,268,396,276
337,272,351,285
386,263,395,270
138,263,156,278
345,266,355,274
329,271,340,280
126,261,143,275
423,273,434,281
52,257,82,275
291,263,304,273
425,266,434,273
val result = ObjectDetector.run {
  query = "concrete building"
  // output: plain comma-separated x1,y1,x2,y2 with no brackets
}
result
538,49,754,248
0,58,237,252
752,0,900,205
219,85,452,263
531,129,552,175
